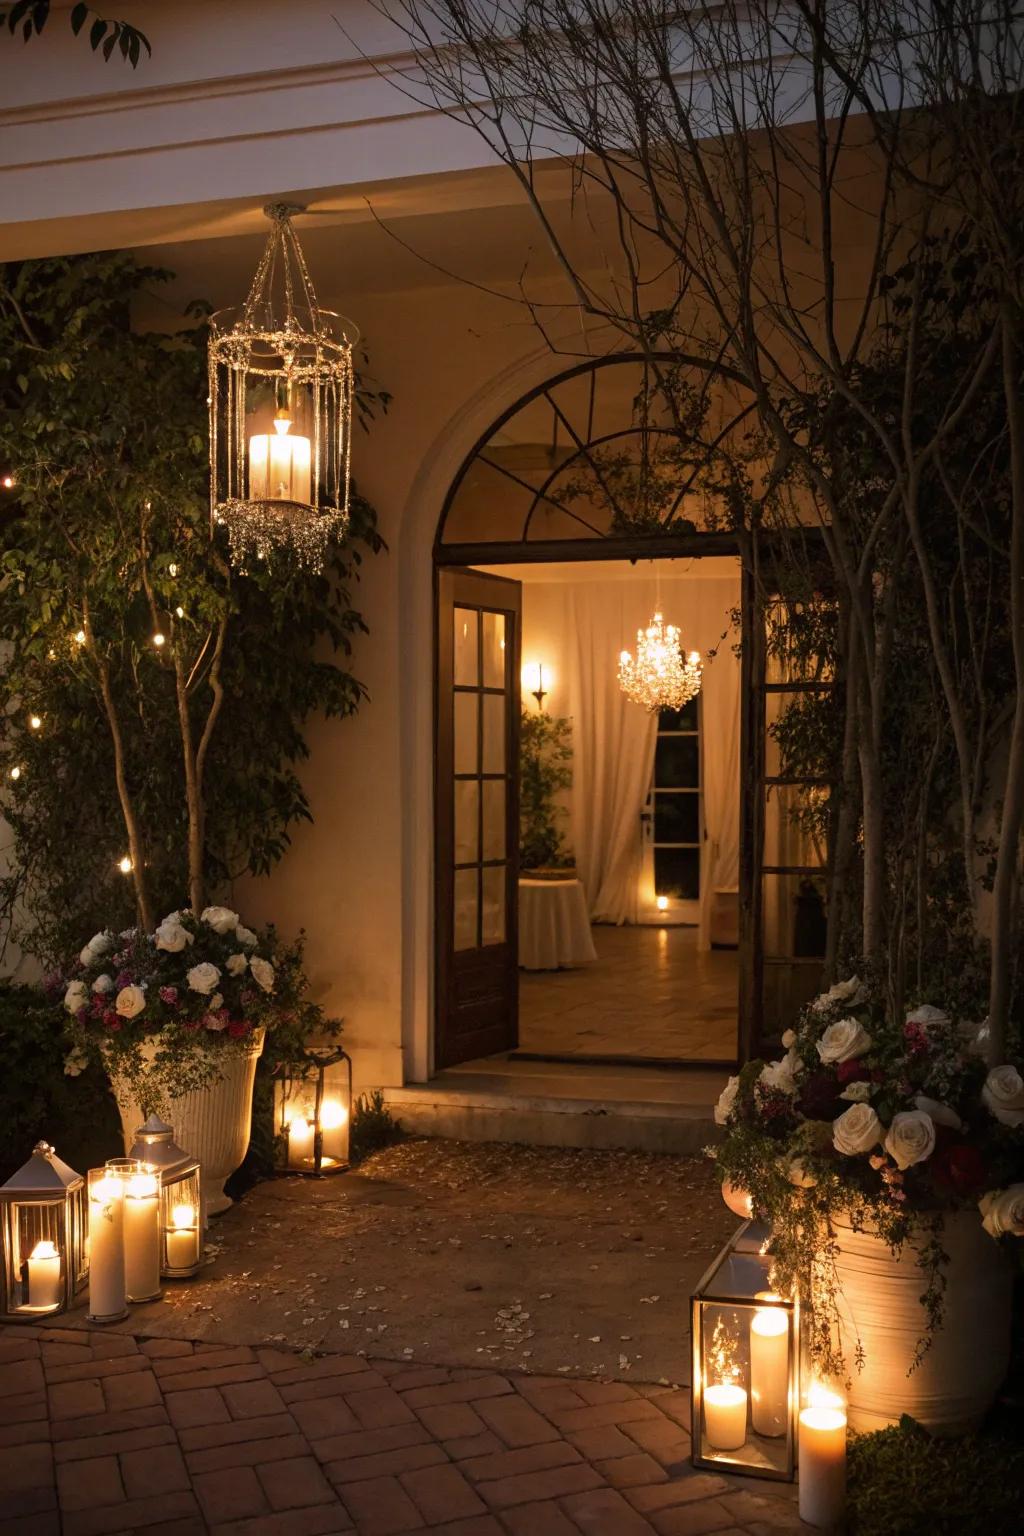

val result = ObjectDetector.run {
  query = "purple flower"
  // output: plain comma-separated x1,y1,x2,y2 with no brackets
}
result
115,970,133,990
159,986,179,1006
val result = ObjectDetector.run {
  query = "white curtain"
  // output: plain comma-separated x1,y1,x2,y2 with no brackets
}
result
522,570,742,938
565,583,659,923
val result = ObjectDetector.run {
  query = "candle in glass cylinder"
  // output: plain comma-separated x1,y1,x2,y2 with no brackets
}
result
26,1240,62,1310
799,1386,847,1528
703,1382,748,1451
166,1204,200,1272
122,1169,161,1302
249,413,311,503
286,1113,315,1169
750,1302,789,1436
319,1099,349,1166
86,1170,127,1322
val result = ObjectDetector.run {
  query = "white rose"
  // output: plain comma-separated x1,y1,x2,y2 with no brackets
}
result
63,980,88,1014
913,1094,962,1131
884,1110,936,1170
787,1158,818,1188
982,1065,1024,1128
201,905,239,935
839,1080,872,1103
225,952,248,977
249,956,275,993
759,1057,797,1096
155,921,192,954
816,1017,873,1064
960,1017,990,1058
63,1047,89,1078
781,1028,796,1048
833,1102,883,1156
979,1185,1024,1239
714,1075,740,1126
811,975,865,1013
235,924,258,948
91,974,114,995
187,962,222,996
207,992,223,1012
79,930,113,966
906,1004,950,1031
114,985,146,1020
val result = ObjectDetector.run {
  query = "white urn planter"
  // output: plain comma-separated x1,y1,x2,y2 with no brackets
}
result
831,1211,1013,1434
109,1029,265,1218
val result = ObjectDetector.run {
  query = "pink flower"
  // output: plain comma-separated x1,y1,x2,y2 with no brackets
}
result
104,1016,122,1033
114,970,132,990
159,986,179,1006
227,1020,251,1039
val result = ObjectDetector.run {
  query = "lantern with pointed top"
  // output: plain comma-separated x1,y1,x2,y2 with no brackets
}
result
208,203,358,571
127,1115,202,1279
0,1142,87,1320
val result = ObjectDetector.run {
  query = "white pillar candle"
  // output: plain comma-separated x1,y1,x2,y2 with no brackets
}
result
703,1383,748,1451
319,1099,349,1167
287,1114,315,1170
27,1240,62,1310
249,419,311,503
123,1171,161,1302
799,1389,847,1528
750,1305,790,1436
87,1173,127,1322
166,1203,200,1272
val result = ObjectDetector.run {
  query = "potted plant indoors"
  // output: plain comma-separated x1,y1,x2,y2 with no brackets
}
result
59,904,338,1214
713,977,1023,1433
520,707,575,878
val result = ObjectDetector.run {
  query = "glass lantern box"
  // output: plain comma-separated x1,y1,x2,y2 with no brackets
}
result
275,1046,352,1175
691,1221,799,1481
0,1142,87,1321
128,1115,201,1279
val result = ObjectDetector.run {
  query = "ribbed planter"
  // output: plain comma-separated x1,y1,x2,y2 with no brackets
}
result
108,1029,265,1218
831,1211,1013,1434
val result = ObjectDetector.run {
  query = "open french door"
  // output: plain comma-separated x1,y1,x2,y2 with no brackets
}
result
435,569,522,1068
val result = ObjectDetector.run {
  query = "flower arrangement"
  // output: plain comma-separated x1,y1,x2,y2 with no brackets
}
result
56,906,337,1114
713,977,1024,1376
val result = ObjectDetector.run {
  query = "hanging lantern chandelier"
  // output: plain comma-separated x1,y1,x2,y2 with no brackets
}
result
618,611,703,711
208,203,357,570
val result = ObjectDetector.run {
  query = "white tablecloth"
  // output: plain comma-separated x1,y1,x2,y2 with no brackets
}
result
518,879,598,971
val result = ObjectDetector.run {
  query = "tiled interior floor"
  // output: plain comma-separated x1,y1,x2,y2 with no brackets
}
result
518,925,738,1062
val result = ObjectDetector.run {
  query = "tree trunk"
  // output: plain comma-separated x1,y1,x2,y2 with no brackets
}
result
825,601,861,983
988,308,1024,1063
93,645,154,933
173,654,205,918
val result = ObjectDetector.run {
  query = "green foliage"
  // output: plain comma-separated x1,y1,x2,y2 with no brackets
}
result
0,2,149,66
350,1088,404,1161
0,252,384,965
519,707,573,869
0,982,119,1185
847,1414,1024,1536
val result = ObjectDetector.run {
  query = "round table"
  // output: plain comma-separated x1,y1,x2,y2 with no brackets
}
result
518,878,598,971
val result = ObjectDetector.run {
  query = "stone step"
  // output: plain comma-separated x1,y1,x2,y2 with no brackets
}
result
381,1057,728,1154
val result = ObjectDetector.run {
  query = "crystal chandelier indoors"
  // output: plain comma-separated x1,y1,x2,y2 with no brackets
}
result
618,612,703,711
208,203,357,570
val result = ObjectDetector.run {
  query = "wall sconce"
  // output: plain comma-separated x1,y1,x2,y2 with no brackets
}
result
0,1142,87,1322
691,1221,799,1481
522,662,549,711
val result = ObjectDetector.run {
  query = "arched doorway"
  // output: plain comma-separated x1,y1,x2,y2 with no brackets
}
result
432,353,831,1073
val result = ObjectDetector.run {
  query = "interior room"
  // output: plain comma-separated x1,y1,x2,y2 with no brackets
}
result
482,556,742,1065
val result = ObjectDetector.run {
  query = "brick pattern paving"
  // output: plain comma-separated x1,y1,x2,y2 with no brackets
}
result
0,1325,805,1535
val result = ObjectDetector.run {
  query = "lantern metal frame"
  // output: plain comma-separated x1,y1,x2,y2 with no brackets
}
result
0,1142,87,1322
128,1115,202,1280
690,1220,799,1482
208,202,358,571
275,1046,352,1176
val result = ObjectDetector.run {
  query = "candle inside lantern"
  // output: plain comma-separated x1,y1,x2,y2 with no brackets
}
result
87,1172,127,1322
319,1099,348,1166
165,1203,199,1272
249,411,311,504
798,1384,847,1528
26,1239,62,1310
286,1111,315,1168
703,1382,748,1451
123,1169,161,1302
750,1298,789,1436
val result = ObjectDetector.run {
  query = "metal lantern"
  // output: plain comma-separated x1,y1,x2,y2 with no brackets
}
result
691,1221,799,1481
275,1046,352,1175
208,202,357,571
0,1142,87,1321
128,1115,201,1279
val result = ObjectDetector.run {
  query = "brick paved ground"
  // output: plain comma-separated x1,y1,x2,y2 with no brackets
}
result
0,1324,806,1535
